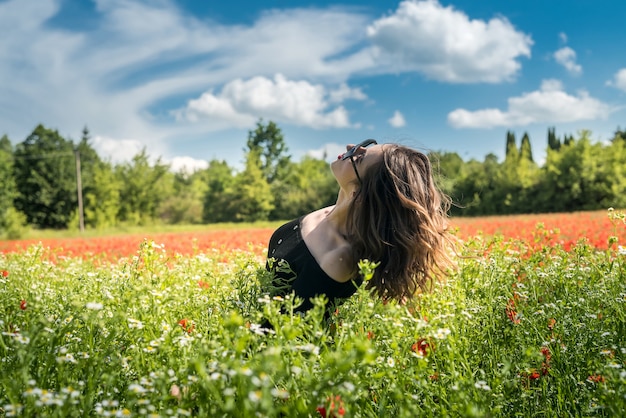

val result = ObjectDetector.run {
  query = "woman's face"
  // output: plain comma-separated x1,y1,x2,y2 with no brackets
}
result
331,143,384,187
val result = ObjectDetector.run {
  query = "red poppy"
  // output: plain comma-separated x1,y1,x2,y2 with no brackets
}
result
198,280,210,289
367,331,375,340
547,318,556,330
411,338,433,357
1,270,8,277
521,369,541,380
506,299,520,324
588,374,606,383
20,300,27,310
317,395,345,417
178,318,194,333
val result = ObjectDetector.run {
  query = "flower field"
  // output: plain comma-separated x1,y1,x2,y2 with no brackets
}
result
1,210,626,417
1,210,624,261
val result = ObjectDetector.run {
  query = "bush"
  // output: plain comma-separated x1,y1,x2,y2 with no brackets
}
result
0,207,28,239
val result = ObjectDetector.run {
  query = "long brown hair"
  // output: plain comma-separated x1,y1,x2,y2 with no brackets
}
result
346,144,455,301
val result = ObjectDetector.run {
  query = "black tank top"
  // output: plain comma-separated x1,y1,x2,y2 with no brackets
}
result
266,217,362,313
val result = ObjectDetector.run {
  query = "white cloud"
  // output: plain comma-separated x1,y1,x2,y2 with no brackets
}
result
0,0,371,161
388,110,406,128
448,79,613,128
176,74,365,129
168,156,209,173
0,0,537,168
306,142,347,162
606,68,626,92
554,47,582,75
365,0,532,83
559,32,568,44
328,83,368,103
91,135,146,163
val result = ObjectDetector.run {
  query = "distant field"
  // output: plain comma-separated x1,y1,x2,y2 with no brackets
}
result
0,210,624,261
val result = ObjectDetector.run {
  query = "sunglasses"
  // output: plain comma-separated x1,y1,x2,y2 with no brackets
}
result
341,139,377,184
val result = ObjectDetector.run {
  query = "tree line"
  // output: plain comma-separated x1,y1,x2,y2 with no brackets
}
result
1,120,625,238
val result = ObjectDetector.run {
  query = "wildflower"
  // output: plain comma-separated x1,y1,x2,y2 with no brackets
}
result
474,380,491,391
506,299,520,324
20,300,27,310
271,388,290,399
249,323,273,336
525,369,541,380
293,343,320,355
178,319,195,334
433,328,451,340
248,390,261,403
367,331,375,340
317,395,346,417
587,374,606,383
540,346,552,376
168,384,181,400
198,280,210,289
411,338,433,357
1,270,8,277
600,349,614,358
547,318,556,330
4,403,23,417
128,384,147,394
386,357,396,368
56,353,77,363
15,334,30,345
86,302,103,310
127,318,144,329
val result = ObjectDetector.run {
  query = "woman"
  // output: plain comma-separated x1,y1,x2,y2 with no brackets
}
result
266,140,455,314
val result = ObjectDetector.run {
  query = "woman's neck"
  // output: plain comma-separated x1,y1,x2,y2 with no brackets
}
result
323,186,357,235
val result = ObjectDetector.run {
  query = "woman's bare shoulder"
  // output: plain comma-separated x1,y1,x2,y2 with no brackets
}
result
319,243,355,283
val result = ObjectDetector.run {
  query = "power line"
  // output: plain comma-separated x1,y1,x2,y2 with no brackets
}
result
11,152,75,160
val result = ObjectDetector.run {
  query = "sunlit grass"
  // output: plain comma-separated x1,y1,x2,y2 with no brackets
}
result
17,220,285,240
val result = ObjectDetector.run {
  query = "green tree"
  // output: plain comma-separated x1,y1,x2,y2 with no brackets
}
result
115,149,170,225
452,154,505,216
505,131,518,162
202,160,236,223
613,127,626,143
229,149,274,222
428,151,465,199
0,135,28,238
13,125,77,229
158,169,208,224
75,127,121,229
0,135,16,208
520,133,533,163
534,131,615,212
547,127,561,151
246,119,290,184
517,132,539,192
271,156,338,220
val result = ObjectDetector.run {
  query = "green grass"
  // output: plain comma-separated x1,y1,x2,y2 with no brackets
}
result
11,220,285,240
1,235,625,417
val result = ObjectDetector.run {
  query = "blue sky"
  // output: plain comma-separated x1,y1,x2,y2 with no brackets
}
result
1,0,625,171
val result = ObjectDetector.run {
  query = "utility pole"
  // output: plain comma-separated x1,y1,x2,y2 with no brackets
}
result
75,150,85,232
